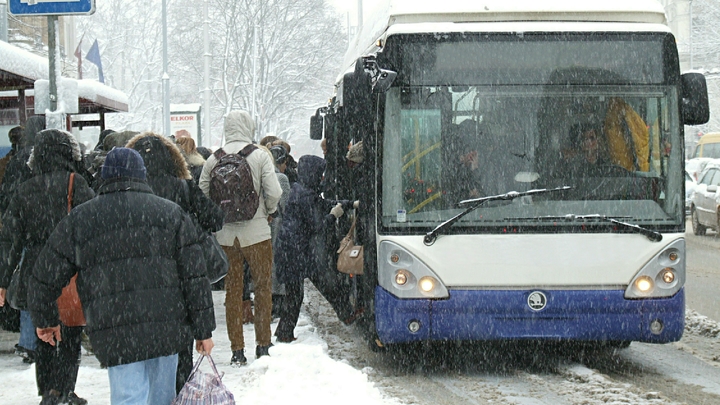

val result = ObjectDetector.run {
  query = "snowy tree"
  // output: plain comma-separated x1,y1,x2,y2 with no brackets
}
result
168,0,346,146
76,0,165,131
687,0,720,134
76,0,346,148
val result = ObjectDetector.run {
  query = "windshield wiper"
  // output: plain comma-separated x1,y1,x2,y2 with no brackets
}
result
506,214,662,242
423,186,571,246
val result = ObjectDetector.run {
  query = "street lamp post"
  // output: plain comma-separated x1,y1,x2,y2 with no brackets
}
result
162,0,170,137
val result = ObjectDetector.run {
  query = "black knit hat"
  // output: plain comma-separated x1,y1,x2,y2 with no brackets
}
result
101,147,147,180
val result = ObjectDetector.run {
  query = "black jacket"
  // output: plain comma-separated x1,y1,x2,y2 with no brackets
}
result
27,178,215,367
0,116,45,213
126,133,223,232
275,155,350,283
0,129,94,310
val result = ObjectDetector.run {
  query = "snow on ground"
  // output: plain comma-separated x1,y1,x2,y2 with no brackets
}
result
0,291,402,405
685,308,720,338
1,297,718,404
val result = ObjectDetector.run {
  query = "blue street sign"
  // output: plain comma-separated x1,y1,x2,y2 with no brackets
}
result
9,0,95,16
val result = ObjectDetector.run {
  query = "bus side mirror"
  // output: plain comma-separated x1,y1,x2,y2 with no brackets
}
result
310,109,323,140
682,72,710,125
342,58,373,117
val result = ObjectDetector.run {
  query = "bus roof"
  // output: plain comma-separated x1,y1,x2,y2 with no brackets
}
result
344,0,668,74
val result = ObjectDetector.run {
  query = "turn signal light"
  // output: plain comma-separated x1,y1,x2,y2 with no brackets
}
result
661,268,675,284
395,271,408,286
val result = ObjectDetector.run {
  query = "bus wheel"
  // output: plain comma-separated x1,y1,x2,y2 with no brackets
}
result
692,208,707,236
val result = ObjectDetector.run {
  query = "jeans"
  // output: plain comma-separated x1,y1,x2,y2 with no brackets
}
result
108,354,178,405
19,310,37,351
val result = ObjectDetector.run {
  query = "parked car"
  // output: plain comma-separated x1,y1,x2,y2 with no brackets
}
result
690,160,720,235
686,157,713,182
691,132,720,159
686,169,697,215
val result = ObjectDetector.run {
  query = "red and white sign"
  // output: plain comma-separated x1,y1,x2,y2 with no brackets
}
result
170,113,199,142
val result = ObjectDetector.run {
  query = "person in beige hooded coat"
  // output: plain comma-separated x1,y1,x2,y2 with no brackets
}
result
199,110,282,364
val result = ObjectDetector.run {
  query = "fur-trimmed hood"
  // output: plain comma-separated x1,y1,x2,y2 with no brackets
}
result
126,132,191,179
185,150,206,167
28,129,82,174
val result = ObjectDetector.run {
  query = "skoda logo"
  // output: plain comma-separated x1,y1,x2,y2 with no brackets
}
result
527,291,547,311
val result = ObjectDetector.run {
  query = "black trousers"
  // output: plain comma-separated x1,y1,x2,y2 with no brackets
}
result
35,324,83,396
276,269,352,339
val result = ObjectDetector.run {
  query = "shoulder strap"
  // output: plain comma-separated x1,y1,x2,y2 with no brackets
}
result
239,144,258,158
67,172,75,214
345,214,357,240
213,148,227,160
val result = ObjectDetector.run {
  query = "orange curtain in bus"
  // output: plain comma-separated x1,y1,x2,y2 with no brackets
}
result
604,98,650,172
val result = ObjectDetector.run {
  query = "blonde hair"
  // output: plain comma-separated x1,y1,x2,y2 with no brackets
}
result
175,136,197,155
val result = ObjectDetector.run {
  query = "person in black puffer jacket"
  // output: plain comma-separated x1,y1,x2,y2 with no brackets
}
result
0,129,95,405
27,147,216,405
126,132,223,394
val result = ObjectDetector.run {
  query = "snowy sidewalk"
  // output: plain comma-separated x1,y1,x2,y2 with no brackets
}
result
0,291,399,405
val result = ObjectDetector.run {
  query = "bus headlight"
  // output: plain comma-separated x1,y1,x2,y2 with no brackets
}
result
634,276,654,293
625,239,685,299
419,277,436,293
378,241,449,299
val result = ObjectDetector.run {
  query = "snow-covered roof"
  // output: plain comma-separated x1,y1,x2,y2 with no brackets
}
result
171,103,201,112
0,40,49,86
77,79,129,111
0,43,127,113
344,0,668,74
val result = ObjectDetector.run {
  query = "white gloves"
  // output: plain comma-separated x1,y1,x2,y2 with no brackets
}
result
330,203,344,218
353,200,360,209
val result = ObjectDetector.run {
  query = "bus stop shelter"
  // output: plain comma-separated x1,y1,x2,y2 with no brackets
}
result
0,40,128,136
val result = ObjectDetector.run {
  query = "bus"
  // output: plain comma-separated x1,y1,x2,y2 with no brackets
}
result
310,0,709,349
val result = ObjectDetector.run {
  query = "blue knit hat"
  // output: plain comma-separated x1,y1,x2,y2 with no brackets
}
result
101,147,147,180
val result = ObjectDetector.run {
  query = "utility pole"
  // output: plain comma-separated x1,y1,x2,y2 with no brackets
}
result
202,0,210,147
162,0,170,137
252,24,258,140
689,0,693,69
357,0,363,32
0,0,8,42
48,16,59,116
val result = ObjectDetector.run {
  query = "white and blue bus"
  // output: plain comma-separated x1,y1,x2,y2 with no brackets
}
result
311,0,709,349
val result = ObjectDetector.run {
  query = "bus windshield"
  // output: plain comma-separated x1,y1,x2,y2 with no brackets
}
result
379,34,683,233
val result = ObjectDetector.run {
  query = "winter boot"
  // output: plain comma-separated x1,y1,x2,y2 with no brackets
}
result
61,392,88,405
255,343,273,358
39,389,61,405
242,300,254,324
230,349,247,366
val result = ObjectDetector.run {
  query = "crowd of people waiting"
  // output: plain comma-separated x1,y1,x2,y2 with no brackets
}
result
0,109,362,405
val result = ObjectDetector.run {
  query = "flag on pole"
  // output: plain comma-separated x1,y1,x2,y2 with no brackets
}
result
74,36,83,80
86,39,104,84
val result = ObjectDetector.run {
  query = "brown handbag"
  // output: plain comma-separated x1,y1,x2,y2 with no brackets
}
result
57,173,86,327
336,215,363,275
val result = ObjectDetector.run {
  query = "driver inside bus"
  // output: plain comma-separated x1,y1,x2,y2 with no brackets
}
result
563,123,616,177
